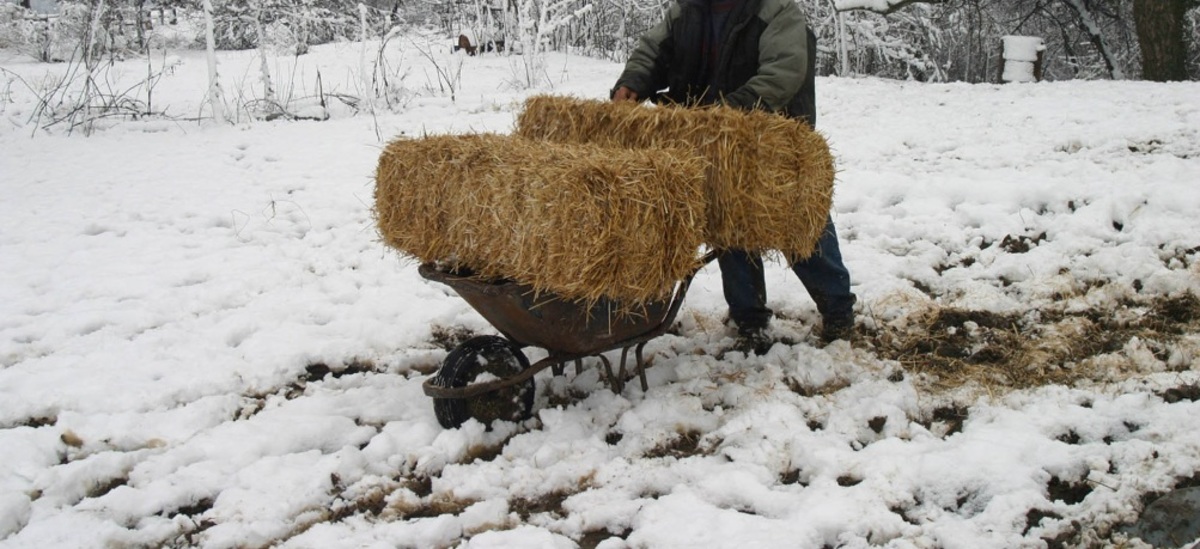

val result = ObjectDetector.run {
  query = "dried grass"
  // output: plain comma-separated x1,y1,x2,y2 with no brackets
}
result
375,133,707,305
516,95,836,260
866,293,1200,393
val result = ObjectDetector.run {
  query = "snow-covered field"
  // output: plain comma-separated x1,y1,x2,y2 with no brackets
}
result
2,33,1199,548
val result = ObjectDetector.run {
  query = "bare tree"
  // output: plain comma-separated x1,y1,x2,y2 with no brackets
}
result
831,0,989,81
832,0,1145,81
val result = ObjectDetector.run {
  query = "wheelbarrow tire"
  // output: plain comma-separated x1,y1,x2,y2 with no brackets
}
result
432,335,534,429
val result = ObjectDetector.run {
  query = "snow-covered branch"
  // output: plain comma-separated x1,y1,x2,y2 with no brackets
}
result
202,0,230,124
833,0,946,15
1061,0,1125,79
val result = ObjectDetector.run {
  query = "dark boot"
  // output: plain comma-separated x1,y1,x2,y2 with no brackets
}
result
734,324,774,355
819,311,855,343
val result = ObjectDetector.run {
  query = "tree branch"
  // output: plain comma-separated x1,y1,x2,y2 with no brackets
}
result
833,0,947,15
1060,0,1125,79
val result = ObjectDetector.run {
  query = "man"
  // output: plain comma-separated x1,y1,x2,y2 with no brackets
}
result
611,0,856,352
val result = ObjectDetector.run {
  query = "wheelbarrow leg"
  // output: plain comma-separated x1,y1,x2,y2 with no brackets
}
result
598,354,623,393
635,342,650,392
551,362,565,376
618,347,631,389
574,359,583,376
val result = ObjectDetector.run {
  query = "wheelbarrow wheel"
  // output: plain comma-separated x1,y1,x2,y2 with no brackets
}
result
432,335,534,429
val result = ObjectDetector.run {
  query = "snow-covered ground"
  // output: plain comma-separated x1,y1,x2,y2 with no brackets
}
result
2,33,1199,549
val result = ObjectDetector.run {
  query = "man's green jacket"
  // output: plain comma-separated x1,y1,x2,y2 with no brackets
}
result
614,0,817,124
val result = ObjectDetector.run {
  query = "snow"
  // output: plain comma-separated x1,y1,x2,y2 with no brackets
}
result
1002,36,1045,83
2,34,1200,548
1003,36,1046,62
11,1,57,15
833,0,895,13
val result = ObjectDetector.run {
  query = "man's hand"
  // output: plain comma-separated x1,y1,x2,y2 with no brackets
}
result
612,86,639,102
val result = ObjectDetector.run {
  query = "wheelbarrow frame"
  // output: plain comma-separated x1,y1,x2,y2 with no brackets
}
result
421,250,718,400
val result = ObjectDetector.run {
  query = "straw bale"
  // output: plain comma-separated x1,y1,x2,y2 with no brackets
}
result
516,95,835,260
375,133,708,305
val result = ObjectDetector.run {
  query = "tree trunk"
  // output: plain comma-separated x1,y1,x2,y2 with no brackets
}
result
1133,0,1190,81
203,0,230,123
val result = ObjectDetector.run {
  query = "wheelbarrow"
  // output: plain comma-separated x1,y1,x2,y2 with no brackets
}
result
420,251,718,428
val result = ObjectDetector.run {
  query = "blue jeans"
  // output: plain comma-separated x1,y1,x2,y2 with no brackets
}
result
718,216,855,331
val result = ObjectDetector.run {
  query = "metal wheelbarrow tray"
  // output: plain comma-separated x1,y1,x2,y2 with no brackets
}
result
419,251,716,428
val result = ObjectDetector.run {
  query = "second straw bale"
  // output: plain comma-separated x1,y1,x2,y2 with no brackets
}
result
516,95,835,260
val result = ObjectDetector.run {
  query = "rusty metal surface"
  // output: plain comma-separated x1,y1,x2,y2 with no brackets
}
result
418,264,672,355
418,252,717,400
